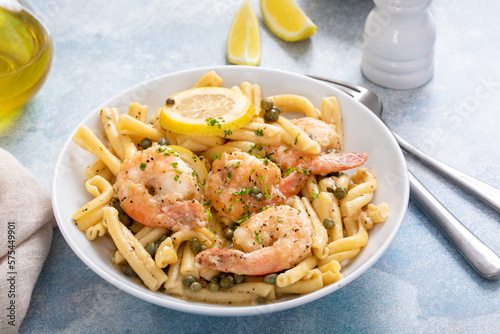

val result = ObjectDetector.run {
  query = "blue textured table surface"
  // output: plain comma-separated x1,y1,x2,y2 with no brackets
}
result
2,0,499,333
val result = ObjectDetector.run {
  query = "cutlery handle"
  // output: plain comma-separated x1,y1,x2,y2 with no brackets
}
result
394,132,500,213
409,171,500,279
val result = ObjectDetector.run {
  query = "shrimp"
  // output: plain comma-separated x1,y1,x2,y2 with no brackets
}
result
292,117,341,152
195,205,313,275
115,146,208,231
269,117,367,175
205,151,306,221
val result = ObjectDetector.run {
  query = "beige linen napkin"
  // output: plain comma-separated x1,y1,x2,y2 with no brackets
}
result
0,148,54,334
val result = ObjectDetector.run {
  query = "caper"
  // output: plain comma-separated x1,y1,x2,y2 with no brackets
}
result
158,137,169,146
325,171,341,178
223,227,234,241
128,221,142,234
199,245,207,252
263,273,278,285
334,186,348,200
248,186,265,202
218,272,230,279
323,218,335,229
145,242,157,257
257,296,267,304
190,237,202,254
219,275,235,289
111,197,125,214
260,98,274,111
248,186,261,197
154,236,165,250
190,281,202,292
253,192,265,202
118,213,133,227
234,274,245,284
182,275,196,287
166,97,175,105
121,264,137,278
140,138,152,149
263,106,281,122
208,281,220,292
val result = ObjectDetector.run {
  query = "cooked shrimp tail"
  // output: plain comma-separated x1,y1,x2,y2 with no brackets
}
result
269,116,367,176
309,152,367,175
278,171,309,198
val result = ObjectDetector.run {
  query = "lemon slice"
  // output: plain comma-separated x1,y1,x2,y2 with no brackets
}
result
260,0,317,42
160,87,255,136
226,0,261,66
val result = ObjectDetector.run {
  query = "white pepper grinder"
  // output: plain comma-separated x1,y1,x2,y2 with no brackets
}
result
361,0,436,89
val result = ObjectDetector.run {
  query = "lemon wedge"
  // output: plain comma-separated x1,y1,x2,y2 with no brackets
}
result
260,0,317,42
160,87,255,137
226,0,261,66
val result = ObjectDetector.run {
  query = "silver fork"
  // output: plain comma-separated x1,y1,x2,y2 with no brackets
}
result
309,75,500,280
309,76,500,213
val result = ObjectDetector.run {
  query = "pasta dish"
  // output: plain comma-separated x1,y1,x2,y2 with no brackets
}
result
71,70,389,305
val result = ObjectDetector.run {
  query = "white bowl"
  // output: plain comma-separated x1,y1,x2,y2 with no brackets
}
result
52,66,409,316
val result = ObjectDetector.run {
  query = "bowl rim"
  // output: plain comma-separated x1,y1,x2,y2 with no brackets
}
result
52,65,410,316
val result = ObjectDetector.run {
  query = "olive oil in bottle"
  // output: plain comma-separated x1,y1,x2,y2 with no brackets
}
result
0,6,52,114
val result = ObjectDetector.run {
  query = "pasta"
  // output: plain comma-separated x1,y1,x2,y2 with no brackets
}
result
72,71,389,305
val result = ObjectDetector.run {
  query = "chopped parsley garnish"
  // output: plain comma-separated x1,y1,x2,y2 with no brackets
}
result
310,190,321,203
264,185,270,198
205,208,212,221
254,232,263,244
223,129,233,138
255,128,264,137
206,117,222,129
233,188,250,196
157,146,168,153
139,162,147,170
260,205,271,211
283,166,310,176
235,215,250,225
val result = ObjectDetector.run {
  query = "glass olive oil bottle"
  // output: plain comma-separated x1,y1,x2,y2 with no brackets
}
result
0,6,52,114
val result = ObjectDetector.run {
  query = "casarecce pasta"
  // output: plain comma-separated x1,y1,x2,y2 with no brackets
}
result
71,70,389,305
